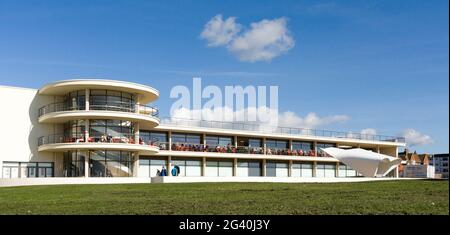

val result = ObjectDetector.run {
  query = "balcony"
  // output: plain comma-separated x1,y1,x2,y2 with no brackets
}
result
160,117,406,144
37,101,160,128
37,133,159,155
158,142,332,157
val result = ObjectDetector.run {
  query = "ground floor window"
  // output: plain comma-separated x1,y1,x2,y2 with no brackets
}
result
2,161,53,178
237,161,261,177
63,151,85,177
316,163,336,178
205,160,233,177
89,150,134,177
266,162,289,177
291,163,313,177
338,164,357,177
171,159,202,177
139,158,167,177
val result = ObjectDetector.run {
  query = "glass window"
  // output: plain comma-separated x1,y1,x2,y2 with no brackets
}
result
248,162,261,177
266,163,276,177
172,133,202,144
205,135,233,146
140,131,168,145
266,139,289,149
316,143,336,157
292,141,313,151
89,151,134,177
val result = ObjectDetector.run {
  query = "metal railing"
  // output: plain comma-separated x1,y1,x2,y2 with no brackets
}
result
38,101,159,118
161,117,406,143
38,133,136,146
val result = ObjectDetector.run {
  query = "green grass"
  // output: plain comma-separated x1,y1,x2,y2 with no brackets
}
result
0,180,448,215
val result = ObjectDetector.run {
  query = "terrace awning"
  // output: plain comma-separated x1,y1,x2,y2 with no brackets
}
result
321,147,401,177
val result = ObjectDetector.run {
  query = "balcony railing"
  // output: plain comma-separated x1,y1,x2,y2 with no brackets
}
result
166,142,327,157
161,117,406,143
38,133,136,146
38,101,159,118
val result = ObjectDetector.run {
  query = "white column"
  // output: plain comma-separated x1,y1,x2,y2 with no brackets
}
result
167,156,172,177
336,162,339,177
234,135,238,148
84,151,89,178
288,160,293,177
233,158,237,176
85,88,90,110
168,131,172,150
135,95,140,114
134,122,140,145
263,137,267,155
84,119,89,142
313,141,317,156
312,161,317,177
262,159,266,177
202,157,206,176
133,152,139,177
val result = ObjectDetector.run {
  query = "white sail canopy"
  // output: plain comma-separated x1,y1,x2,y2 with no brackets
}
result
322,147,401,177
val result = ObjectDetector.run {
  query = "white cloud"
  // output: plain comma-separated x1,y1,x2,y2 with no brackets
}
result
277,111,348,129
402,128,434,146
167,107,348,131
200,15,241,47
200,15,295,62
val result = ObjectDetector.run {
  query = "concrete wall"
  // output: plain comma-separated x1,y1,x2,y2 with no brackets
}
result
0,86,62,177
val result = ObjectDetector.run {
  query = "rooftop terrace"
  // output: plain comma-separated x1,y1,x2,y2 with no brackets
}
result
160,117,406,143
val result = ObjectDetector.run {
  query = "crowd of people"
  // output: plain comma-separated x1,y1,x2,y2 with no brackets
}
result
164,142,331,157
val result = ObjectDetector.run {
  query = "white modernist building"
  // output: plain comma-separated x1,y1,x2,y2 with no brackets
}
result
0,79,406,182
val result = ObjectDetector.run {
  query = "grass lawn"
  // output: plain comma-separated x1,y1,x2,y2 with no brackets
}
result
0,180,448,215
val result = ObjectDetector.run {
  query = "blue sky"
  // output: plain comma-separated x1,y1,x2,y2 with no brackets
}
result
0,0,448,153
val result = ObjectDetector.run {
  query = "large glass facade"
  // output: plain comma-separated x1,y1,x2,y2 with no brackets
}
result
205,160,233,177
171,159,202,176
237,161,261,177
172,133,202,144
291,163,313,177
140,131,168,146
89,151,134,177
266,162,289,177
65,90,85,110
205,135,234,147
89,89,135,112
63,120,85,139
89,119,134,143
138,158,167,177
63,151,85,177
316,163,336,178
292,141,313,152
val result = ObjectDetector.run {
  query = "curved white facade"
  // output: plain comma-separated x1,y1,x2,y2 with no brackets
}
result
321,147,402,177
39,79,159,104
